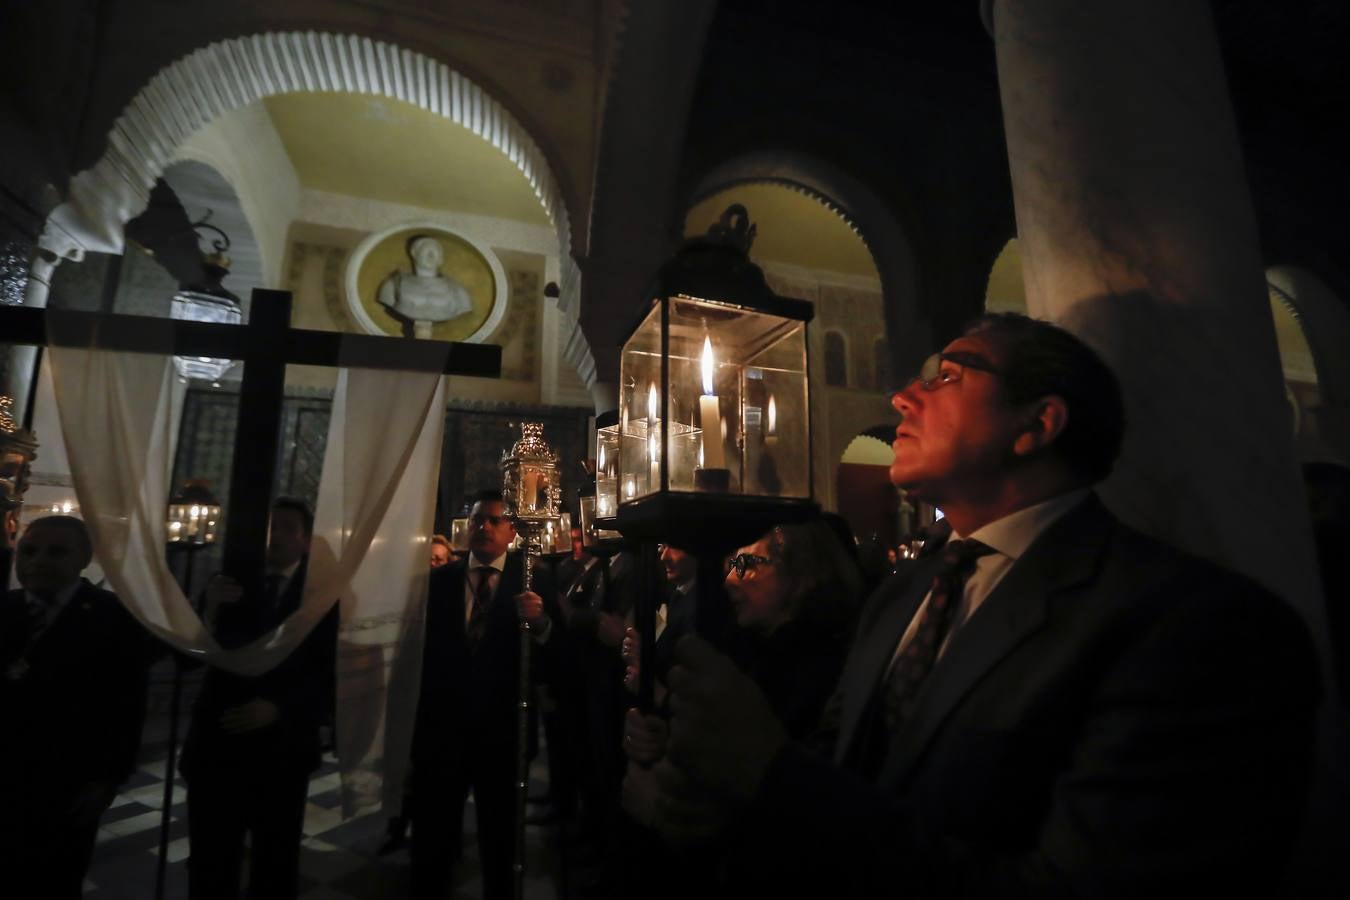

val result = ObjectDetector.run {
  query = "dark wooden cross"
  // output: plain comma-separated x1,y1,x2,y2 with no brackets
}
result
0,290,501,599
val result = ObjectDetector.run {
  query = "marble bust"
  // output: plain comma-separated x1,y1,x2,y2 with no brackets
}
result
376,236,474,338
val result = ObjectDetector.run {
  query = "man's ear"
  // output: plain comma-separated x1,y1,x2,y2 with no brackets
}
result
1011,395,1069,457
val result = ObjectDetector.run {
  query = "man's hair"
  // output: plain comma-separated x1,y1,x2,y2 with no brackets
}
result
964,313,1126,483
431,534,451,550
23,515,94,566
469,489,515,525
272,496,315,537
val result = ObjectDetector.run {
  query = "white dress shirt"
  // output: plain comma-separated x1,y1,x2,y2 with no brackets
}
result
887,489,1090,675
464,552,508,627
463,551,551,642
24,578,83,642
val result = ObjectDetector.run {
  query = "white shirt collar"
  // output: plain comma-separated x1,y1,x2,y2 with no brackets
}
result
954,488,1091,561
267,559,303,580
471,551,508,574
26,578,83,614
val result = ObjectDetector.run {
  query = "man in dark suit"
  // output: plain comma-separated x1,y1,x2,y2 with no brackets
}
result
410,490,553,900
181,497,337,900
0,515,156,899
647,313,1320,897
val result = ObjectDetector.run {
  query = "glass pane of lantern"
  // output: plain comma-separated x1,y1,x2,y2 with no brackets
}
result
449,517,470,551
620,295,810,503
596,423,620,518
619,303,662,501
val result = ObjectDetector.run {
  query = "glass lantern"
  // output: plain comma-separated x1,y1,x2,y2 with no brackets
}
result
616,204,817,547
169,219,243,383
166,480,221,546
449,517,471,552
595,411,622,522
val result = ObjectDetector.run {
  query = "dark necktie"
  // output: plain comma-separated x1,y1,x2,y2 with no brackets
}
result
467,566,495,644
882,538,996,730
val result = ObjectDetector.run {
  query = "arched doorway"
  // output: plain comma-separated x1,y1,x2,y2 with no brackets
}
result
835,429,898,546
35,30,596,390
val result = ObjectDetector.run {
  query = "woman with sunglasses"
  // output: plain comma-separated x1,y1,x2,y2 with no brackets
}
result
623,517,863,770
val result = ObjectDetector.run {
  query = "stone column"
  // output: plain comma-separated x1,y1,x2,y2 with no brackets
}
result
987,0,1331,680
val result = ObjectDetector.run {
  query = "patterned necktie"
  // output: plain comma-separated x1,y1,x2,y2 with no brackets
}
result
883,538,996,729
467,566,495,644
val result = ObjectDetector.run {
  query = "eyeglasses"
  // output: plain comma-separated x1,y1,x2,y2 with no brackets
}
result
470,514,510,528
905,351,1003,392
727,552,774,579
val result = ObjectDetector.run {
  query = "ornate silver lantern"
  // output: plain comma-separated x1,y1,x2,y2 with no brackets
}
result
0,394,39,552
500,421,563,582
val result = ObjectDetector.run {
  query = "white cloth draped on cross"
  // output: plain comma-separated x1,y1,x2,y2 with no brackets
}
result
45,311,445,818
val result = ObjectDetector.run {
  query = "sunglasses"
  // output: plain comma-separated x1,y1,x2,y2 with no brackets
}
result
727,552,774,579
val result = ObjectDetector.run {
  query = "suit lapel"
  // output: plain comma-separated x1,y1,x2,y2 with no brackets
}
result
834,558,942,765
879,496,1114,784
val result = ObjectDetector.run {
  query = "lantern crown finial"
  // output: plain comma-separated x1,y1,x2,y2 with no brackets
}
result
705,204,757,255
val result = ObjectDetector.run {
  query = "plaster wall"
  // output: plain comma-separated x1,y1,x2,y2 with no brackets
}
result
173,103,301,289
763,262,895,517
280,189,588,407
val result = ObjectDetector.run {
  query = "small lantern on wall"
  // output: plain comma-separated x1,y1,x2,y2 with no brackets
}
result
616,205,818,548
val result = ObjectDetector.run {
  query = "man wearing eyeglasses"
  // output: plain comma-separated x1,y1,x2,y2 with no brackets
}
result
409,490,554,900
648,313,1319,898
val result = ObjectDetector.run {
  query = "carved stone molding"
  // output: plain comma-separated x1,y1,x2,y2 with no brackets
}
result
37,30,595,385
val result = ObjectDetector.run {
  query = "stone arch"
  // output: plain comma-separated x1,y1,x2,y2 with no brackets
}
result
687,149,927,378
835,429,898,546
36,31,593,381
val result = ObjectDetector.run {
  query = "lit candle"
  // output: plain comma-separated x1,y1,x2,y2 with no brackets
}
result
698,337,727,469
648,383,660,489
765,394,778,445
522,470,539,511
597,443,606,475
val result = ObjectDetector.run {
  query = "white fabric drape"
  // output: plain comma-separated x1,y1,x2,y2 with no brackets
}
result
45,321,446,816
315,368,445,816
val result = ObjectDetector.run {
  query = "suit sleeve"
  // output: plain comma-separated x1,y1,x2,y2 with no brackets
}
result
95,599,156,787
255,603,338,731
737,576,1321,899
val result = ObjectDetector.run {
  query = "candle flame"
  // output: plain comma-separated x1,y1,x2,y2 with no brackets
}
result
767,394,777,436
597,444,606,470
648,383,658,422
701,337,715,395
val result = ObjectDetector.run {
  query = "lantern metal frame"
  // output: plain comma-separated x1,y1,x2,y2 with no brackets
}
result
614,205,820,554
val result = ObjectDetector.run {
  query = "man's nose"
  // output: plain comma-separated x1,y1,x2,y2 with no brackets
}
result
892,386,917,415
